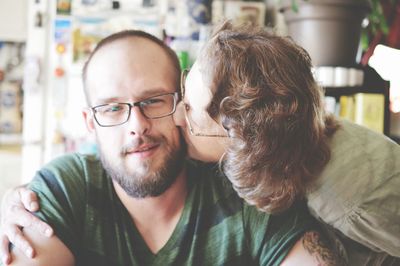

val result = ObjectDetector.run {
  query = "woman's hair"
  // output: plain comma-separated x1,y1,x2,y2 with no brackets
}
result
200,21,339,213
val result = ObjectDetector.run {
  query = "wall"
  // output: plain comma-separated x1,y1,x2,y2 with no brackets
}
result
0,0,27,42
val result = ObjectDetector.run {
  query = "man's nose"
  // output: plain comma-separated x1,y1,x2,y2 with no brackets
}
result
173,101,186,128
126,107,151,136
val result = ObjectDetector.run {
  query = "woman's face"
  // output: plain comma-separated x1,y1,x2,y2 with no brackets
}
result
174,61,228,162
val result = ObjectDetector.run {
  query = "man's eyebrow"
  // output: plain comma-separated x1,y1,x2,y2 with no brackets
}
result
93,97,124,105
139,88,177,98
93,88,176,105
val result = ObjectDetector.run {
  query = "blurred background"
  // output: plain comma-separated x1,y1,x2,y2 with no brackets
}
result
1,0,400,198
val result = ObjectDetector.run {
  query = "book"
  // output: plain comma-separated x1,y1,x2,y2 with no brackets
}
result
324,96,337,114
339,95,355,122
354,93,385,133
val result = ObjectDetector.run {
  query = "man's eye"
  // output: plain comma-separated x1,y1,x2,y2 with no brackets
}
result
104,105,123,113
142,98,163,106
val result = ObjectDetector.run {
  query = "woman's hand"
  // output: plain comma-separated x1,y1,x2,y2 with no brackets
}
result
0,186,53,265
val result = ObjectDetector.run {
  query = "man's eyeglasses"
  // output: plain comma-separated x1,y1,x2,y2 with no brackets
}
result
180,69,227,138
91,92,179,127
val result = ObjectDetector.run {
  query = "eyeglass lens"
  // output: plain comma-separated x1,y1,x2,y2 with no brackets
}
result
93,93,177,127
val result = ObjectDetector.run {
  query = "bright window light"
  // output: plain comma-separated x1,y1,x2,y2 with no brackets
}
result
369,44,400,113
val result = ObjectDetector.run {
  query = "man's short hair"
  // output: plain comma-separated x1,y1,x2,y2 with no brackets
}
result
82,30,181,105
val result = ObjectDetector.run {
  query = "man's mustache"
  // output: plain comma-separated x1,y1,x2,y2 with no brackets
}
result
120,136,162,156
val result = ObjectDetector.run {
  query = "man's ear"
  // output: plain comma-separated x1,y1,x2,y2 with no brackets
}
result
82,108,96,133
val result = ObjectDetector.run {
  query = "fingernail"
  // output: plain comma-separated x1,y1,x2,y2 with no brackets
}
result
2,255,10,265
45,228,53,237
30,202,39,210
26,247,34,258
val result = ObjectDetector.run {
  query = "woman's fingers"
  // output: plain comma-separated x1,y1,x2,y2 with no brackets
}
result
19,187,39,212
0,234,11,265
3,224,34,258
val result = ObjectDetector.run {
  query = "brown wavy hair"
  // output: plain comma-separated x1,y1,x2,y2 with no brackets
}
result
200,21,339,213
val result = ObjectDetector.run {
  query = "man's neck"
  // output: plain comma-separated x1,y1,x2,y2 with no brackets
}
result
113,167,188,254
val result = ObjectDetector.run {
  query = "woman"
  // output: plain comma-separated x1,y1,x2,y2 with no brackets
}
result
2,22,399,264
174,22,400,264
175,24,339,214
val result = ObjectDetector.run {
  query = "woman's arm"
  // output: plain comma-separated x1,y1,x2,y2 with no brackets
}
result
281,231,343,266
9,227,74,266
0,186,53,264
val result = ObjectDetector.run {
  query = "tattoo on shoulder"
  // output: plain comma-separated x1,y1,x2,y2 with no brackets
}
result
302,231,344,266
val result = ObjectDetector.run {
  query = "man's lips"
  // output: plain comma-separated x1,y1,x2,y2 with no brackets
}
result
125,143,160,157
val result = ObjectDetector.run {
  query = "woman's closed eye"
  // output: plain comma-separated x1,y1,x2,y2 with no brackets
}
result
184,103,191,112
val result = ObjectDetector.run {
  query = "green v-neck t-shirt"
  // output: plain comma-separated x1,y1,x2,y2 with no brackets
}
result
28,153,315,266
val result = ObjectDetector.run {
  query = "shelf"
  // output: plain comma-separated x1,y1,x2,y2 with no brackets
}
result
71,5,159,21
323,66,391,136
324,85,389,97
324,66,390,96
0,133,22,145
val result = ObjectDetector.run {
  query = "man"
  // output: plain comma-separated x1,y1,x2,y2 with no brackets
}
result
0,30,338,265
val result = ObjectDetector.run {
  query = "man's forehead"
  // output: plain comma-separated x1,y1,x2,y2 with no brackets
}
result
85,37,177,100
86,37,171,76
95,36,163,57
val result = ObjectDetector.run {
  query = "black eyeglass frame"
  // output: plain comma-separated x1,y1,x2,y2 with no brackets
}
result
91,92,179,127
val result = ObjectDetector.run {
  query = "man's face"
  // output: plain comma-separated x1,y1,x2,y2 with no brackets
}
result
83,37,185,198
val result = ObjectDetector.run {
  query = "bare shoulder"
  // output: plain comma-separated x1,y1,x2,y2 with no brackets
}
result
280,231,343,266
9,227,74,266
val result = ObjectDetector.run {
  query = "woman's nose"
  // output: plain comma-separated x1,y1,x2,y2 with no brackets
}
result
173,101,186,128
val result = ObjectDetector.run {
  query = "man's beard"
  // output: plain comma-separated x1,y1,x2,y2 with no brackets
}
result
98,135,186,198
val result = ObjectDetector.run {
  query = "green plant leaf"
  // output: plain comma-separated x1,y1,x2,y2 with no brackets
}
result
291,0,299,12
